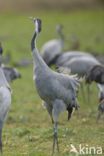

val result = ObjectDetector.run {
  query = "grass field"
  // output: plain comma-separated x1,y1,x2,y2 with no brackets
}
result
0,9,104,156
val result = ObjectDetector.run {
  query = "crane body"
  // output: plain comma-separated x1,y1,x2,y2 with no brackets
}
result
30,18,80,153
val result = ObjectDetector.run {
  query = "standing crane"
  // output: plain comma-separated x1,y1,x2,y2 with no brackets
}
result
30,18,80,153
0,65,11,152
58,55,104,118
86,65,104,120
58,55,100,101
41,24,64,66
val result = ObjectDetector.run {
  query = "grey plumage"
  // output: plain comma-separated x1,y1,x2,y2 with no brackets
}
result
41,24,64,65
97,84,104,106
0,67,11,152
30,18,80,153
13,58,32,67
57,53,101,104
97,99,104,121
60,56,100,77
55,51,93,67
85,64,104,120
86,65,104,111
86,65,104,84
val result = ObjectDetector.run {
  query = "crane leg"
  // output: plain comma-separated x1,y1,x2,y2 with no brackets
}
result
52,122,59,154
52,99,66,154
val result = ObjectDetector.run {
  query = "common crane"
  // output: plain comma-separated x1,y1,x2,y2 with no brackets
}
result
81,62,104,103
86,64,104,118
30,18,80,153
60,56,100,77
59,55,100,101
0,65,11,152
60,55,104,118
41,24,64,66
55,51,93,67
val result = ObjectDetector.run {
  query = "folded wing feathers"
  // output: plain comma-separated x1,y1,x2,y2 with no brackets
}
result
57,67,71,75
70,75,80,96
58,68,80,94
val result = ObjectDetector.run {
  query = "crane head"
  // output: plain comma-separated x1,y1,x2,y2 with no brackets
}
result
30,17,42,34
34,18,42,34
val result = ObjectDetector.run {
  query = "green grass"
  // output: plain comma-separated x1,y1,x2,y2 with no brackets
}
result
0,10,104,156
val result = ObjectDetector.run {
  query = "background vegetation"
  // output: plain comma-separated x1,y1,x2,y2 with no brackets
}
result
0,1,104,156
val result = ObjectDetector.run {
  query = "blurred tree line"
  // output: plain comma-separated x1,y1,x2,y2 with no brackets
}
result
0,0,104,12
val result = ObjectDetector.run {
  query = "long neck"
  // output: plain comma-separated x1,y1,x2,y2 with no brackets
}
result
59,32,64,41
0,67,10,88
31,31,50,72
58,31,64,48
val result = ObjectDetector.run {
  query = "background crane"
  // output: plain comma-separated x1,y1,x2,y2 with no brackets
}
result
41,24,64,66
55,51,93,67
86,65,104,120
58,55,100,101
60,55,100,77
30,18,80,153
